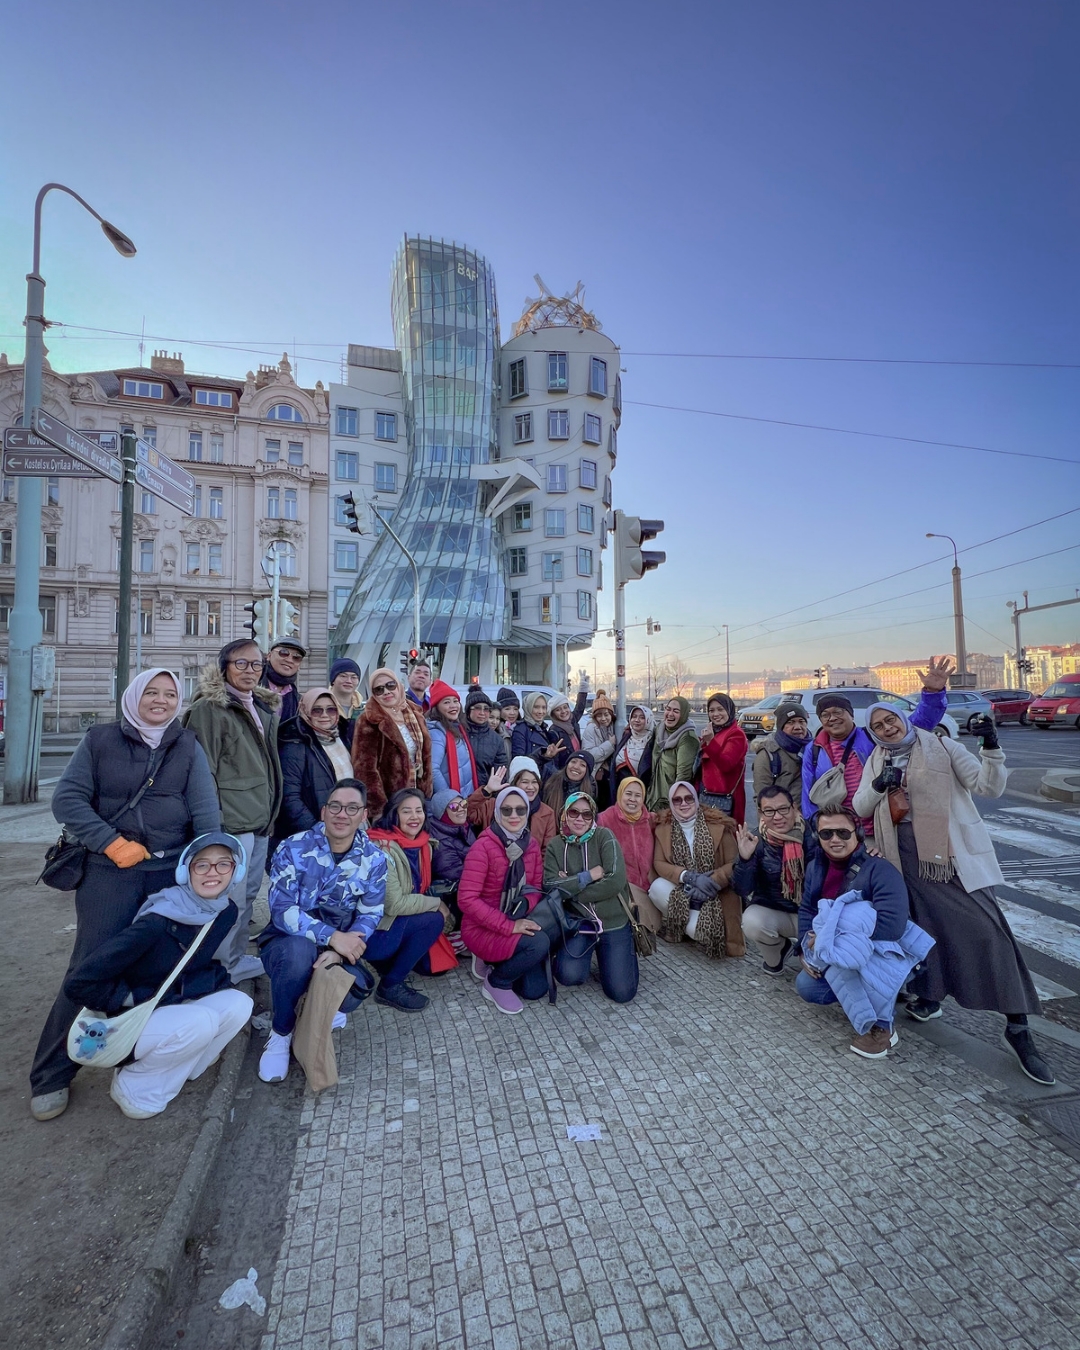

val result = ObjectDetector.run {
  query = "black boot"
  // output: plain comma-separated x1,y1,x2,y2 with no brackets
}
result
1004,1027,1056,1085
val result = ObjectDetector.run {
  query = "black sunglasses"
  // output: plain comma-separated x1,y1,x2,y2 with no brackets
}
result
818,827,855,841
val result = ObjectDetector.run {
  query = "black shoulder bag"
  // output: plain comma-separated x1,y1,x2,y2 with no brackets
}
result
38,759,162,891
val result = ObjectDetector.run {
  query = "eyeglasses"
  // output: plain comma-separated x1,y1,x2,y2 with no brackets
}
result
500,805,528,817
229,659,264,672
191,859,235,875
372,683,396,696
326,802,364,816
818,827,855,841
820,710,848,722
759,806,793,819
565,807,593,821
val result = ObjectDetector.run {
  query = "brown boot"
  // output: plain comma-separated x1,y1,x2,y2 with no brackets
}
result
849,1025,897,1059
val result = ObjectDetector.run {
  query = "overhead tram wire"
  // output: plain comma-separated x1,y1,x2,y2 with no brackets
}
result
621,351,1080,370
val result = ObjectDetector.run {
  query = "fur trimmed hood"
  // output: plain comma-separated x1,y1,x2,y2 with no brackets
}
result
191,662,281,713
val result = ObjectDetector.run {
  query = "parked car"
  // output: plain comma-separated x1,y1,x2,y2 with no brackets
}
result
736,694,797,738
739,688,959,740
980,688,1036,725
940,689,996,733
1028,674,1080,730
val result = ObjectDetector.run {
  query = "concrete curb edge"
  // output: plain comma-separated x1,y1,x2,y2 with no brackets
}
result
100,1020,251,1350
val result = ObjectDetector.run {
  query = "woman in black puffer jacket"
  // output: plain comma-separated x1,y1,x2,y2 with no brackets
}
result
275,688,355,847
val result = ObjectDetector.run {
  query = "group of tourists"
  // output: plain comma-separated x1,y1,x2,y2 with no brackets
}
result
29,645,1054,1124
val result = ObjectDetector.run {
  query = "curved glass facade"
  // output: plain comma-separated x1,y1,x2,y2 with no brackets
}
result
341,238,505,650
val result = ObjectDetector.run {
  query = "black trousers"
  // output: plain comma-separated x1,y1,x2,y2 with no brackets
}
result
30,855,176,1095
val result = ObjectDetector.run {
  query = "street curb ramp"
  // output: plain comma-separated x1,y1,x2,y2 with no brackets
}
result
101,1021,250,1350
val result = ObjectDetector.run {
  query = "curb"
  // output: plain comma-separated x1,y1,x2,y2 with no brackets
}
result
101,1020,250,1350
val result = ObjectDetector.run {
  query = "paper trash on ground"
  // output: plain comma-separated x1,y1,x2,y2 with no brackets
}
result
219,1268,266,1316
566,1124,602,1141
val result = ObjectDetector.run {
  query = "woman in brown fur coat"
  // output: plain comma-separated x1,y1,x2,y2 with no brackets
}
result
350,668,432,818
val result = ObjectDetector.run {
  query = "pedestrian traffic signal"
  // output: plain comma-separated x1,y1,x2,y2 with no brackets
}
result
243,598,273,646
614,511,666,585
278,599,300,639
399,649,411,676
342,492,361,534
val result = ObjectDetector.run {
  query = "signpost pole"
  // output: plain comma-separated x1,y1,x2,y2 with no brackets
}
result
115,431,137,720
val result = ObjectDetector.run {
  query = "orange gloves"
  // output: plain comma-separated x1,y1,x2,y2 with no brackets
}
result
104,837,151,869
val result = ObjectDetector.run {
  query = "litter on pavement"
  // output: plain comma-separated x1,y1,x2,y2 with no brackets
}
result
219,1268,266,1317
566,1123,602,1141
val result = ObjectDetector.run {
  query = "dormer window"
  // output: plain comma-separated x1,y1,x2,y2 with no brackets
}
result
266,404,304,422
123,379,163,399
194,389,233,408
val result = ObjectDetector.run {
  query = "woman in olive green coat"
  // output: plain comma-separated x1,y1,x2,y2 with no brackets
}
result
646,697,701,812
543,793,638,1003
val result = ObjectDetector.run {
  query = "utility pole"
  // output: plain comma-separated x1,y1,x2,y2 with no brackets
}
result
114,430,137,721
1008,592,1080,688
926,532,971,686
723,623,730,694
551,616,559,689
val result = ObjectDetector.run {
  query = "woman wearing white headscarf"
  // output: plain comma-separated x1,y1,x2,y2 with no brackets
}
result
30,668,221,1122
613,705,656,794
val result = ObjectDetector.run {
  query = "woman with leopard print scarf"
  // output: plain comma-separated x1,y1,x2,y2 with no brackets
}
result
649,782,744,959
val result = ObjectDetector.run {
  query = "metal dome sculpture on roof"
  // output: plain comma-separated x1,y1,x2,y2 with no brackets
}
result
512,275,602,337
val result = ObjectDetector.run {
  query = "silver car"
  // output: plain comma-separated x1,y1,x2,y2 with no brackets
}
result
941,689,995,733
743,687,959,740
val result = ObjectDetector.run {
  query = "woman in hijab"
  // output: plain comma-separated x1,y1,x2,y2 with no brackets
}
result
647,697,700,811
854,702,1055,1085
698,693,748,823
63,833,251,1118
467,755,558,853
276,688,355,844
510,691,562,773
545,792,637,1003
581,691,617,810
547,689,587,769
457,785,548,1014
543,749,596,815
350,667,431,819
328,658,364,747
598,777,663,932
614,704,655,793
649,781,744,960
32,669,221,1121
752,702,811,803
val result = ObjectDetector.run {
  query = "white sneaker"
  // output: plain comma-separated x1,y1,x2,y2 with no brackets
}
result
258,1031,292,1083
332,1011,347,1030
110,1072,159,1119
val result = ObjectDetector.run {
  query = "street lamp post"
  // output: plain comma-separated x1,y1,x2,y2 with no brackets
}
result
722,623,730,694
369,499,421,653
5,184,136,804
926,532,969,686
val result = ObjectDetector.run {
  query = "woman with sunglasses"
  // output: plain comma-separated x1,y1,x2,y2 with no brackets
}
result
544,793,637,1003
350,667,431,819
275,688,355,847
467,756,559,854
457,786,548,1014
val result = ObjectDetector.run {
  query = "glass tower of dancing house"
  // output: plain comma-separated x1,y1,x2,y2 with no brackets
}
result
329,236,621,688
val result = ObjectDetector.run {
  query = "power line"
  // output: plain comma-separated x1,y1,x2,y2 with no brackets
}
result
624,399,1080,466
621,351,1080,370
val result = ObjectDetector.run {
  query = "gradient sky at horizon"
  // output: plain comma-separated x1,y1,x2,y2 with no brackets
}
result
1,1,1078,681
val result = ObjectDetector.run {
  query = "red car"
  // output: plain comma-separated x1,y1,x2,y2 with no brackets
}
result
980,688,1036,725
1029,674,1080,730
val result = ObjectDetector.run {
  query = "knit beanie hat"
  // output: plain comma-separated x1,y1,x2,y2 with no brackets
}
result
591,690,614,715
566,749,595,774
429,787,465,820
428,679,459,709
815,694,853,716
329,658,361,683
465,687,492,712
775,702,809,730
508,755,540,783
496,686,520,709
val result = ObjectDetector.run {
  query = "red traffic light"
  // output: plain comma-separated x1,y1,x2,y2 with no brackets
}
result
408,649,419,660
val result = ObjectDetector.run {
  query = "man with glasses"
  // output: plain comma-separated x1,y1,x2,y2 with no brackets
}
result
263,638,307,724
733,787,808,976
184,639,284,982
256,779,387,1082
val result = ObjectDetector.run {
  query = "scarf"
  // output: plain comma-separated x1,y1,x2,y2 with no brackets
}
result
619,707,655,773
367,824,433,892
615,776,646,822
598,779,654,891
659,698,696,752
866,699,918,771
521,691,549,726
437,716,478,793
298,686,351,778
762,820,806,903
866,728,955,882
664,782,726,958
490,787,533,914
369,666,426,777
120,667,181,749
705,693,738,727
559,791,598,843
775,726,811,756
229,684,265,736
135,831,245,924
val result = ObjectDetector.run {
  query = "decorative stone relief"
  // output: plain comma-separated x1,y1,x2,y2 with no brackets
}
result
180,518,225,544
161,544,177,578
258,518,306,545
159,592,175,621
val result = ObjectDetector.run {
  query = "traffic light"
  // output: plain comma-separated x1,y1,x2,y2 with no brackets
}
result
400,648,420,676
243,602,257,638
243,598,273,647
278,598,300,639
342,492,361,534
614,511,666,585
646,617,662,635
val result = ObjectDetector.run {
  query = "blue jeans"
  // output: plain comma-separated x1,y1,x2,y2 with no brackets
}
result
262,934,373,1035
555,922,639,1004
365,912,444,985
795,969,838,1006
489,929,552,1000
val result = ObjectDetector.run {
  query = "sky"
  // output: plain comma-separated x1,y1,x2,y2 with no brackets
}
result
2,0,1078,683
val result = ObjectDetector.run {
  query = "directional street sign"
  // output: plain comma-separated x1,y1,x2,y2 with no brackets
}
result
3,427,120,477
135,439,195,514
29,408,123,483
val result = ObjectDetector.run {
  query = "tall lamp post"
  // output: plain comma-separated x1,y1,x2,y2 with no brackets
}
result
722,623,730,694
926,532,969,687
5,184,136,804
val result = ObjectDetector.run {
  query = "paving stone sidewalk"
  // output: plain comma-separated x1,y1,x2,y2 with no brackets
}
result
258,942,1080,1350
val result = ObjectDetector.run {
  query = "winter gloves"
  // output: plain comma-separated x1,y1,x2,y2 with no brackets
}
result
104,837,152,869
872,766,904,793
681,870,719,909
968,714,1000,751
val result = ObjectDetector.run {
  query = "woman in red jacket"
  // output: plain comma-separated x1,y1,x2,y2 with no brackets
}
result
457,786,546,1015
698,693,748,824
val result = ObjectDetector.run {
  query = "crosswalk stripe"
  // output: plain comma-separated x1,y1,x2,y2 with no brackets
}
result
997,897,1080,969
1031,973,1078,1002
1001,806,1080,837
1005,879,1080,914
984,823,1080,857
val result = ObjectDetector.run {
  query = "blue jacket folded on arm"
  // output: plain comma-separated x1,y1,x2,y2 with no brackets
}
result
798,845,909,948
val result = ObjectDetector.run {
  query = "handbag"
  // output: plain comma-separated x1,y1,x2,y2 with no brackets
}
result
887,787,911,824
699,791,734,814
66,918,216,1069
618,890,656,957
807,742,855,812
39,757,164,891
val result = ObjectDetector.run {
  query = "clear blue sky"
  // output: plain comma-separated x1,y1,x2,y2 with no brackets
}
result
2,1,1078,680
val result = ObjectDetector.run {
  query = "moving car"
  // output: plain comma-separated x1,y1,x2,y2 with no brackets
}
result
1028,674,1080,730
980,688,1035,725
739,688,959,739
941,689,996,734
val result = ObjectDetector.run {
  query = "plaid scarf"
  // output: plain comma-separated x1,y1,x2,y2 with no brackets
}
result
762,821,805,903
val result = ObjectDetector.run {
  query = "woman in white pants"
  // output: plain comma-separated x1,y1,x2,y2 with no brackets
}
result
65,833,253,1119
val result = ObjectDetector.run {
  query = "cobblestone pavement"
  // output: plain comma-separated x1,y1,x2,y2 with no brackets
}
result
258,941,1080,1350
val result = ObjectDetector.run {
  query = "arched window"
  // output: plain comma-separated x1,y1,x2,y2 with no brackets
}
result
264,541,297,578
265,404,304,423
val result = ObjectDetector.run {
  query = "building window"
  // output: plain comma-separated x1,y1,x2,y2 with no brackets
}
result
336,450,359,481
283,488,297,520
512,502,533,532
375,462,397,492
576,546,594,577
206,600,221,637
546,463,567,493
513,412,533,444
548,409,569,440
333,495,351,527
267,487,280,519
547,352,568,392
44,533,58,567
540,594,561,624
138,539,154,573
441,524,471,553
185,542,200,573
375,412,397,441
422,481,445,507
202,487,221,520
0,592,10,628
264,439,281,463
140,489,157,514
410,522,436,551
580,459,598,490
207,543,223,575
542,552,564,582
589,357,608,397
544,508,566,538
2,479,14,502
272,542,297,577
337,406,358,436
123,379,163,399
508,358,528,399
139,598,153,636
577,590,594,621
0,529,11,565
335,539,359,571
192,485,203,517
39,593,56,635
209,433,224,463
608,426,617,461
510,589,521,620
448,481,475,509
603,475,612,507
288,441,303,466
266,404,304,422
428,568,463,604
183,669,199,701
188,431,203,461
584,414,602,445
577,503,595,533
508,546,528,576
333,585,351,617
194,389,233,407
141,426,156,449
185,600,199,636
47,476,60,505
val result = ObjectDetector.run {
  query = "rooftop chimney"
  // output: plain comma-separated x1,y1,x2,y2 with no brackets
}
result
150,349,184,375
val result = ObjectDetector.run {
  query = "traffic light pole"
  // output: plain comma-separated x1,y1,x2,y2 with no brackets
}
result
614,581,627,732
1008,593,1080,688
